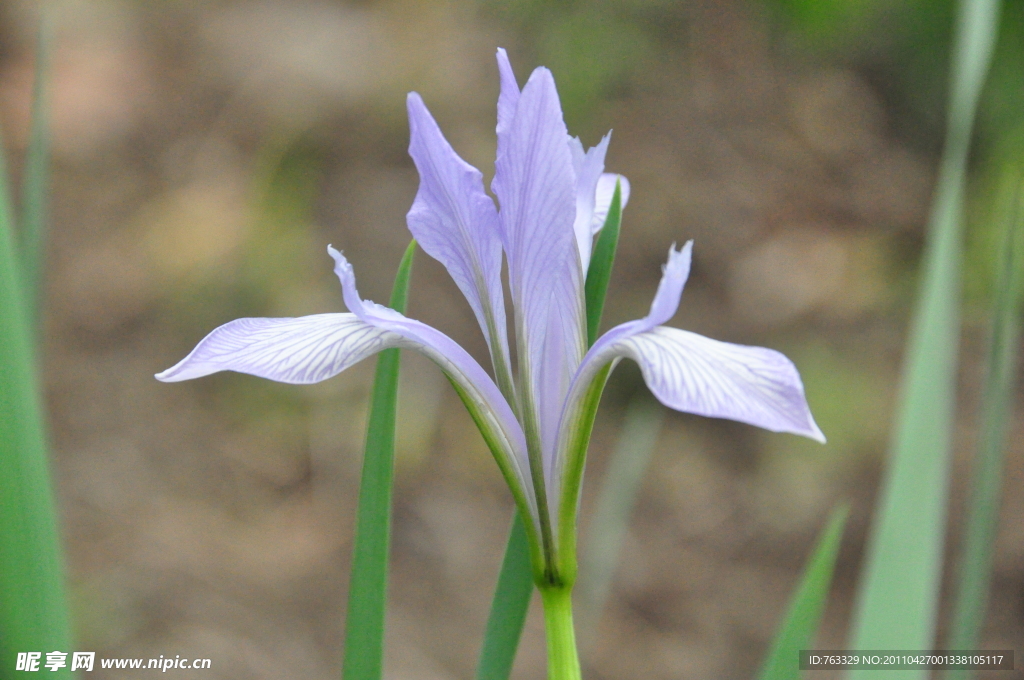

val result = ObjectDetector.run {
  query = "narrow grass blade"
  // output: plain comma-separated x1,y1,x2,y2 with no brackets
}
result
475,514,535,680
848,0,1001,672
474,180,625,678
584,181,622,346
946,172,1024,677
758,506,849,680
0,134,72,671
20,13,52,320
576,392,663,650
342,241,416,680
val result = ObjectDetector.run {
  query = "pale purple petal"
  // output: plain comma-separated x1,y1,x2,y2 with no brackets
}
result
328,246,535,505
495,47,521,185
155,314,397,384
591,173,630,233
583,241,693,356
569,134,610,272
613,327,825,441
493,66,578,305
492,66,584,434
537,255,586,479
562,240,822,447
644,241,693,328
405,92,512,382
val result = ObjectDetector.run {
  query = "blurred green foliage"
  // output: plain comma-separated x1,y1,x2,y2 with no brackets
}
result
767,0,1024,307
480,0,680,133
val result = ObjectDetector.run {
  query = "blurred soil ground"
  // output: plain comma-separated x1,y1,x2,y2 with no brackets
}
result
0,0,1021,678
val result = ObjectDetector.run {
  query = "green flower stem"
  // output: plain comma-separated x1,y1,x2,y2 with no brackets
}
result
539,585,581,680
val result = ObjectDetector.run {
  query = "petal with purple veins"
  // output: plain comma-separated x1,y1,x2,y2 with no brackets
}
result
492,65,585,458
563,240,822,448
328,246,536,511
405,92,513,392
612,327,825,441
155,314,400,385
569,134,610,271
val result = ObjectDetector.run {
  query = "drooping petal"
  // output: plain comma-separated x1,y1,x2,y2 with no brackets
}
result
405,92,513,392
569,134,610,271
492,64,585,450
328,246,537,514
612,327,825,440
562,241,823,445
591,173,631,233
155,314,399,384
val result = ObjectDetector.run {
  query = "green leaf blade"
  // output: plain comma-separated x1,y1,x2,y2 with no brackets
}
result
0,129,72,673
20,13,53,320
946,171,1024,678
758,506,849,680
584,181,622,346
475,515,535,680
848,0,1001,674
575,393,663,650
342,240,416,680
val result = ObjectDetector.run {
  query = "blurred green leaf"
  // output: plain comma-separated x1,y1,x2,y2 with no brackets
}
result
758,506,849,680
0,128,72,673
848,0,1001,674
20,14,52,323
947,170,1023,679
342,241,416,680
576,391,663,650
769,0,884,45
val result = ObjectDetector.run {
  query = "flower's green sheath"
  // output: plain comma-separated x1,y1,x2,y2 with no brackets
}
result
848,0,1001,671
342,240,416,680
758,506,849,680
946,172,1023,677
0,130,72,674
157,49,823,680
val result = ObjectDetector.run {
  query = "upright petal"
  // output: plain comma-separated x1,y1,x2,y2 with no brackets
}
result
405,93,513,393
537,253,586,481
492,64,586,479
569,134,610,272
155,314,400,384
495,47,521,186
644,241,693,327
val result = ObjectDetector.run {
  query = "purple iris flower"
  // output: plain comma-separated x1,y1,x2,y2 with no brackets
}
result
157,49,823,585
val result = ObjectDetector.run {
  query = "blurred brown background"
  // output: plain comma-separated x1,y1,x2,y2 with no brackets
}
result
1,0,1022,677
